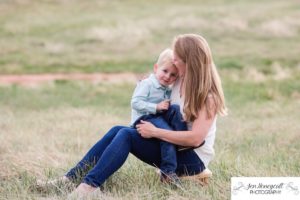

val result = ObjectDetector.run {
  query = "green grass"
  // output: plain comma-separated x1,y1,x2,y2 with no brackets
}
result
0,81,133,116
1,0,300,74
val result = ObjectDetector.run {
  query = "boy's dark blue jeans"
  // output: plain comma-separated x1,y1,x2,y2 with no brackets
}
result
132,104,187,175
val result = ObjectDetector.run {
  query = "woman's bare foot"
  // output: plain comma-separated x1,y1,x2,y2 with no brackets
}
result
75,183,97,194
68,183,100,199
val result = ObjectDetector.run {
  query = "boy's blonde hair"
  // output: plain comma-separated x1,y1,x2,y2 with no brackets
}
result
156,48,174,68
173,34,227,122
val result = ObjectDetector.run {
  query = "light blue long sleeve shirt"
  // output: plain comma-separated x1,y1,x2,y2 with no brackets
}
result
131,74,171,124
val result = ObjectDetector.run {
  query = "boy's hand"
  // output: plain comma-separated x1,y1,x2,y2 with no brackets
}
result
156,100,170,111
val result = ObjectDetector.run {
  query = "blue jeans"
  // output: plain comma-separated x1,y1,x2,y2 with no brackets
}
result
65,126,205,187
132,104,187,132
132,104,187,174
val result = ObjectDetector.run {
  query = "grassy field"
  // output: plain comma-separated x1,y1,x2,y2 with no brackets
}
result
1,0,300,199
1,0,300,74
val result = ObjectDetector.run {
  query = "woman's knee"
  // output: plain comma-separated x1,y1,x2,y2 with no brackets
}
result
109,125,126,133
116,128,134,138
115,128,141,147
102,125,127,140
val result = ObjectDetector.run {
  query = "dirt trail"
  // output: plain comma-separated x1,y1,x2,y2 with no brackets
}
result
0,73,141,86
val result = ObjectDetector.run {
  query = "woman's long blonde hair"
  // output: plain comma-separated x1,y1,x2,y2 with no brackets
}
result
173,34,227,122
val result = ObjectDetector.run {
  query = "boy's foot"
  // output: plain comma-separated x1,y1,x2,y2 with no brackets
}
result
160,172,183,189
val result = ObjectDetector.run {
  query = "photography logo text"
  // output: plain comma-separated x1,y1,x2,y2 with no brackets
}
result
231,177,300,200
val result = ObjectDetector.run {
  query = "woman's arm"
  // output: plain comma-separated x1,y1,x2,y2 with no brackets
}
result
136,105,216,147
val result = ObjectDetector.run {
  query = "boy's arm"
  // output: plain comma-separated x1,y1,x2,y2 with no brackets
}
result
131,81,157,114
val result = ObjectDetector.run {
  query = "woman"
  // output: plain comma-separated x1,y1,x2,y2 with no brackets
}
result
51,33,226,196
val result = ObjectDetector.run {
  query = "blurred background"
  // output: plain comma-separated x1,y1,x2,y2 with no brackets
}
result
1,0,299,75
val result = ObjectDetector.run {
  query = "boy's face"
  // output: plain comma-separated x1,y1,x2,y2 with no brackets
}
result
154,63,178,86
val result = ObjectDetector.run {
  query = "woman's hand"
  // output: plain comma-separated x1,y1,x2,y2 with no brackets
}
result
136,120,158,138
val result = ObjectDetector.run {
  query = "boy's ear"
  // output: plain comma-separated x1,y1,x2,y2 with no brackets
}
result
153,64,158,73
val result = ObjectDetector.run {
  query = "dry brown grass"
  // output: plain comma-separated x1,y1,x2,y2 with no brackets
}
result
0,107,128,179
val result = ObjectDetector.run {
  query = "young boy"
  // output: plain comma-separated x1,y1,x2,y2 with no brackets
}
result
131,48,187,185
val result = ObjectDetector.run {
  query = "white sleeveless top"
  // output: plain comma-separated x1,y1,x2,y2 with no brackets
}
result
170,78,217,167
